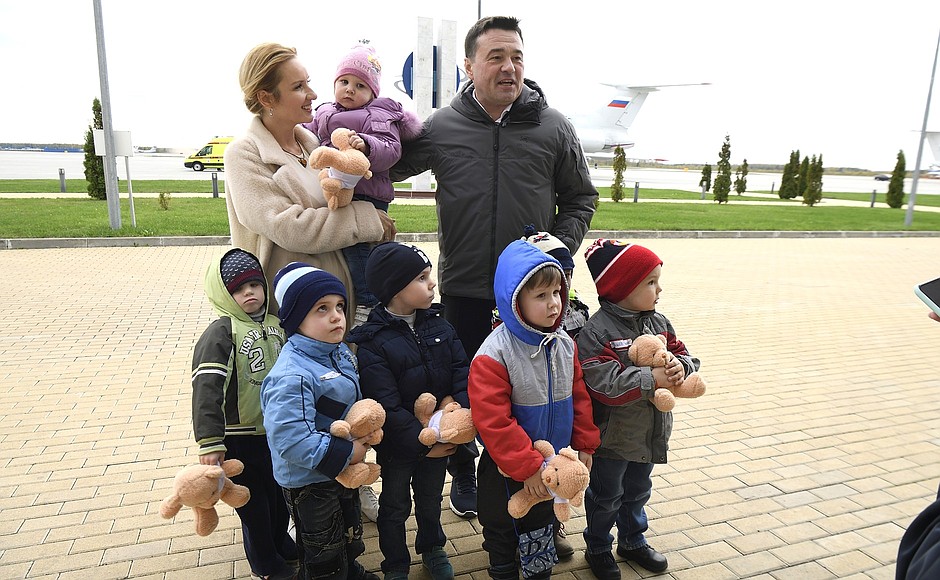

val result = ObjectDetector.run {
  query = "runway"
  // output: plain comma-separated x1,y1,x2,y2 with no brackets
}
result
3,150,940,195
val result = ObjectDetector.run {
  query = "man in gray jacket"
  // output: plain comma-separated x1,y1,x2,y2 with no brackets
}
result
390,15,598,549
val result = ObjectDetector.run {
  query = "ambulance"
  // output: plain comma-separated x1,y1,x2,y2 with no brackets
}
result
183,137,233,171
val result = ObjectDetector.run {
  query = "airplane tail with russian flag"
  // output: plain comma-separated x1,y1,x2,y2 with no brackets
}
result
569,83,709,157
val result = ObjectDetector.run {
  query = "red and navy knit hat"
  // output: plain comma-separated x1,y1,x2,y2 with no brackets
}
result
220,248,265,294
584,239,662,303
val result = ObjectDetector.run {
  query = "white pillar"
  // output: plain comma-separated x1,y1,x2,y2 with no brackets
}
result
437,20,458,106
412,17,435,191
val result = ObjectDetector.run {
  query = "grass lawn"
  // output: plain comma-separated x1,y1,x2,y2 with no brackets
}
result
0,179,225,195
1,196,938,238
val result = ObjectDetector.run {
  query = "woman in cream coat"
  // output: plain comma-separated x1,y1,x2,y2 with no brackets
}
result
225,42,396,319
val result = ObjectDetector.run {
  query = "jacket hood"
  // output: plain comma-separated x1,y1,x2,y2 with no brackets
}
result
204,248,268,322
494,240,569,346
452,78,548,122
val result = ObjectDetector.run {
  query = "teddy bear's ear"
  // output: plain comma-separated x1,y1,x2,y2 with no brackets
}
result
558,447,578,461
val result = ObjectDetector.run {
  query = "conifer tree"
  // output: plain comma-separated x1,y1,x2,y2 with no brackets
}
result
610,146,626,202
779,150,800,199
713,135,732,203
699,163,712,192
734,159,749,194
886,150,906,209
83,98,106,200
798,156,810,197
802,154,824,206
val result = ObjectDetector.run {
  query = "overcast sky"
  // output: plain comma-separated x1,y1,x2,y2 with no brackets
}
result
2,0,939,170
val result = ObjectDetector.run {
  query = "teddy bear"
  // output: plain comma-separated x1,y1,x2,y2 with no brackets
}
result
627,334,706,412
413,393,476,446
503,440,590,522
309,128,373,211
160,459,251,536
329,398,386,488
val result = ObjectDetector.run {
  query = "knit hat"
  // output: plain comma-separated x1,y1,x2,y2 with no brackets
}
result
584,239,662,303
522,224,575,271
220,248,265,294
335,45,382,97
365,242,432,306
273,262,347,336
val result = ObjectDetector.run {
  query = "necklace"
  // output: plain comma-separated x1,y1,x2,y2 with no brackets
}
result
282,139,307,167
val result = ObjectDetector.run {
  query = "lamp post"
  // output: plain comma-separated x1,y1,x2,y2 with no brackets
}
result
905,27,940,228
93,0,120,229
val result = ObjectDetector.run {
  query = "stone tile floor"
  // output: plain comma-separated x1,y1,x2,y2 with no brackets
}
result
1,237,938,579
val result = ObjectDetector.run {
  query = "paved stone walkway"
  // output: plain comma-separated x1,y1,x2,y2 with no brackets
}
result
1,237,939,579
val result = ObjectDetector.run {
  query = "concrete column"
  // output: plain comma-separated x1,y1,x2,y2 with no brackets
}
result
437,20,458,106
412,17,435,192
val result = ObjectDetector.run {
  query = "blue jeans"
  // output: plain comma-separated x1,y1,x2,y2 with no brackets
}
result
376,452,448,574
282,480,367,580
582,457,654,554
342,195,388,308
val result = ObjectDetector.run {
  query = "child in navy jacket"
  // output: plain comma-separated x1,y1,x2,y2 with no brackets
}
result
347,242,470,580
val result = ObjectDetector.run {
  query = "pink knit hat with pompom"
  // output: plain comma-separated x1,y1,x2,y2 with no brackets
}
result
335,45,382,97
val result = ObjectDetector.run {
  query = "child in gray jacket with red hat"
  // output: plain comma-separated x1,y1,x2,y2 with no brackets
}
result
577,239,701,579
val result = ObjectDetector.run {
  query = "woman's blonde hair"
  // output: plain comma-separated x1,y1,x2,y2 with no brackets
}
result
239,43,298,116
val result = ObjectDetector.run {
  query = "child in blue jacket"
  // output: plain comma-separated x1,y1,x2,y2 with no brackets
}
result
260,263,378,580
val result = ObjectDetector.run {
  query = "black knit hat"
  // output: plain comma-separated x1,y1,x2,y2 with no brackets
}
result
365,242,432,305
220,248,265,294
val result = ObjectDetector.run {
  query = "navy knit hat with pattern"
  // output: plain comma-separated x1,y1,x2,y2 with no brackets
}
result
584,239,662,303
220,248,265,294
273,262,347,337
365,242,432,306
522,224,575,271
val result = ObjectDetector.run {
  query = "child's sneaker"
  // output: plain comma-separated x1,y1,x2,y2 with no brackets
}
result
421,546,454,580
359,484,379,522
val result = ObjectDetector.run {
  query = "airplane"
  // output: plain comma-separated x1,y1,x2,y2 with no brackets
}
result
564,83,711,159
925,131,940,177
393,74,708,162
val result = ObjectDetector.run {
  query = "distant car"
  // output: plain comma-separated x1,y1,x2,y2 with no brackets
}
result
873,174,890,181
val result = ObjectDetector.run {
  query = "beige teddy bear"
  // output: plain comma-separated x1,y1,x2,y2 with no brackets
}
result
627,334,706,412
504,440,590,522
160,459,251,536
309,128,373,210
413,393,476,446
329,398,385,488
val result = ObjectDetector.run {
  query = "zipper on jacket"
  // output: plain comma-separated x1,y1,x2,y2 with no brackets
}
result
409,323,436,393
488,123,500,292
545,342,555,438
330,349,361,399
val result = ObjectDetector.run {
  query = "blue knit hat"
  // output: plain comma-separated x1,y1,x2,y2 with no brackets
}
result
273,262,347,336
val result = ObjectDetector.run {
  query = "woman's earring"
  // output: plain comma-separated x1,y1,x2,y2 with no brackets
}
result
268,108,274,117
